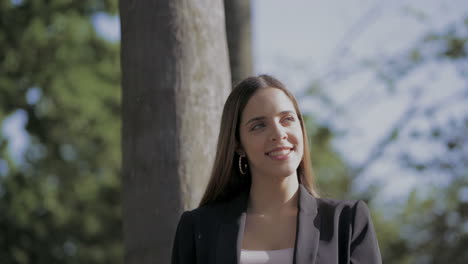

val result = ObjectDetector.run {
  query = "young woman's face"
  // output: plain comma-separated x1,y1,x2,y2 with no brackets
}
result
238,87,304,180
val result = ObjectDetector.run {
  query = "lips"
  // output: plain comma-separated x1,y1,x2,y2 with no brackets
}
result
265,146,294,157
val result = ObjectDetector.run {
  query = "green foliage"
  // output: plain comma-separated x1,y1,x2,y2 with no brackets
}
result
304,116,353,199
395,116,468,263
391,177,468,264
0,0,121,263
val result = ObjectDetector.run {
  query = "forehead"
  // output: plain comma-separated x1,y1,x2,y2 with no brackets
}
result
241,87,296,120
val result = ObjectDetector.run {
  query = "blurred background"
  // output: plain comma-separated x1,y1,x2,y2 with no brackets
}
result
1,0,467,263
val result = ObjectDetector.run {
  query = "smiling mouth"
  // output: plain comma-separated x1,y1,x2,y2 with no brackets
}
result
265,146,295,159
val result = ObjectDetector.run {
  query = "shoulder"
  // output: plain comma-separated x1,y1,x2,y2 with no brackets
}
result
315,198,372,227
176,200,230,227
173,204,227,263
173,202,226,242
185,200,228,217
181,190,248,222
303,196,381,262
316,197,369,213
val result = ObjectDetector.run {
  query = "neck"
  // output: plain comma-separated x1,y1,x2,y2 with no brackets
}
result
247,172,299,215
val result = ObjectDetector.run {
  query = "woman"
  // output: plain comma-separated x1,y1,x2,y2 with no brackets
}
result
172,75,382,264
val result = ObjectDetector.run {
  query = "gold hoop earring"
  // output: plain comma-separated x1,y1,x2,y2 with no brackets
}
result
238,155,247,175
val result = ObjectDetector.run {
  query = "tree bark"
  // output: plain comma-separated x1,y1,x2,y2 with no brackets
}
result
224,0,253,85
119,0,231,263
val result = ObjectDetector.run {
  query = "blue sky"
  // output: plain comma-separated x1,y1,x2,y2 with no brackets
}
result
3,0,468,204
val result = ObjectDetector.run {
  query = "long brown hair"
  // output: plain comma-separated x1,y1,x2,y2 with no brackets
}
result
199,74,319,207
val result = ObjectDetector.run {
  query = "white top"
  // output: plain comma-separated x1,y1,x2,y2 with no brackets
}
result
240,248,294,264
237,212,294,264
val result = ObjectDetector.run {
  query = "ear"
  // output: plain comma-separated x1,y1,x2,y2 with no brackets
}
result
235,142,245,156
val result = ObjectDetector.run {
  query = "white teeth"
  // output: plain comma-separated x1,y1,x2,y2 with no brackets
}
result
268,149,291,156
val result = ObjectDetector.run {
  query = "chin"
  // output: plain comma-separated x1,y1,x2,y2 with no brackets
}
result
270,167,298,179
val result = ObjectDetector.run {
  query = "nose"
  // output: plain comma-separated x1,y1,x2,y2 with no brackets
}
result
270,122,287,141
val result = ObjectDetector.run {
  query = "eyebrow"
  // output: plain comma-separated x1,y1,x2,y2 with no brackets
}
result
244,110,296,126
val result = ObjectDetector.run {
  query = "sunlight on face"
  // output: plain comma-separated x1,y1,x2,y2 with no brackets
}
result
239,87,304,180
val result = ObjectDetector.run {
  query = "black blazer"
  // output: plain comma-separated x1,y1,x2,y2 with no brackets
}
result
172,184,382,264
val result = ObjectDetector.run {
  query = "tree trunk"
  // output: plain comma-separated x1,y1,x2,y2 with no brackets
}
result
119,0,231,263
224,0,253,85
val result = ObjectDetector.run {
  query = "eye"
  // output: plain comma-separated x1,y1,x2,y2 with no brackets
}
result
250,122,265,131
282,115,296,123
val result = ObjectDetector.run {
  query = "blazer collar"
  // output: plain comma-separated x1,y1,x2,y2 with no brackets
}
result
215,184,320,264
215,189,248,264
294,184,320,264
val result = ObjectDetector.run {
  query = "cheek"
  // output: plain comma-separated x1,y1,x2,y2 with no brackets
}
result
291,126,303,143
241,136,267,162
298,131,304,146
293,129,304,154
240,132,260,155
245,138,264,157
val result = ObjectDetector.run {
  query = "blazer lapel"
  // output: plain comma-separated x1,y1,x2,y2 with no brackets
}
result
214,184,320,264
294,184,320,264
215,191,249,264
216,222,239,264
